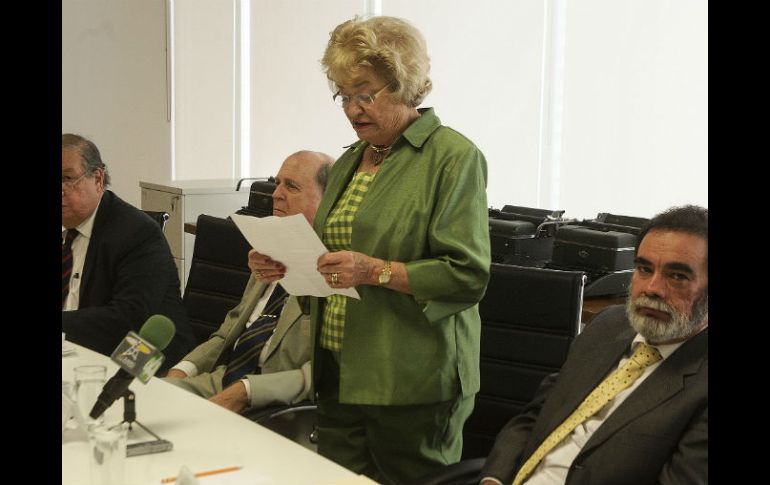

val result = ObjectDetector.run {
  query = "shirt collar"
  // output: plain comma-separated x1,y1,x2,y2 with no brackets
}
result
401,107,441,148
632,333,684,361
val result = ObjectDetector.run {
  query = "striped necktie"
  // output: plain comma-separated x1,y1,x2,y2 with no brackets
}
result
62,229,79,309
512,342,662,485
222,285,288,388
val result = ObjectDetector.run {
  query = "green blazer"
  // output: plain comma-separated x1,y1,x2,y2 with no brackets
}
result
178,275,312,408
311,108,491,405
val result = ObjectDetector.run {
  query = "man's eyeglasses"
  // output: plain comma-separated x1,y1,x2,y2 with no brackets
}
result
62,171,89,189
333,82,392,109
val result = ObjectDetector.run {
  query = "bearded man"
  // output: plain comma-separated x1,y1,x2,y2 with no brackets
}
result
481,205,708,485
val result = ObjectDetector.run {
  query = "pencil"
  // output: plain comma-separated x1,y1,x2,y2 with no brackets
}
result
160,465,242,484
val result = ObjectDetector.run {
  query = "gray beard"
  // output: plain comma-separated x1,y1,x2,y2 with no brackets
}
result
626,292,708,343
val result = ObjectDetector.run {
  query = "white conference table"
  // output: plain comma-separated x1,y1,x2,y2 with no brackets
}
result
62,343,368,485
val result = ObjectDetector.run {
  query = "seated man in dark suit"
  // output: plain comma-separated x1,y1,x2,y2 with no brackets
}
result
61,133,196,372
481,205,708,485
164,150,334,414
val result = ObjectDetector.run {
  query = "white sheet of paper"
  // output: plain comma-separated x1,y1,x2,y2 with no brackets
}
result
231,214,360,299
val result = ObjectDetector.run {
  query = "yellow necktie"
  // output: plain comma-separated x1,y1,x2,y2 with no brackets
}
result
512,342,662,485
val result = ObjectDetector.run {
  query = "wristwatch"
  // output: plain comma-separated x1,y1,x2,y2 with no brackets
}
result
378,260,392,285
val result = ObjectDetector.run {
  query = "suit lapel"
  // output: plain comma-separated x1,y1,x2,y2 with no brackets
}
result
79,191,113,299
530,326,636,452
263,297,302,360
215,281,269,367
227,282,270,342
579,328,708,455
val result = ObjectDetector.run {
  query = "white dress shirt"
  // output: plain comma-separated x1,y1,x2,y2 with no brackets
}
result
62,200,101,311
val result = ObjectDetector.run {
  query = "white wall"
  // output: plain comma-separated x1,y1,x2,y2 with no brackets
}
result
382,0,547,211
172,0,237,180
248,0,361,178
557,0,708,218
243,0,707,219
62,0,171,208
63,0,708,220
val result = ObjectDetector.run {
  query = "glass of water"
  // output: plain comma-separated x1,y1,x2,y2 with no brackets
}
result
74,365,106,426
88,422,128,485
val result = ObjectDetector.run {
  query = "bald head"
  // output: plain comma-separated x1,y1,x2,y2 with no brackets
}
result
272,151,334,224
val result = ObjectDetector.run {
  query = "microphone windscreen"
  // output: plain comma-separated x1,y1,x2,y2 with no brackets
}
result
139,314,176,351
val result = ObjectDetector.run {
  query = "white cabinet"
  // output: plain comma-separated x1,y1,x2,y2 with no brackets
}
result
140,180,250,292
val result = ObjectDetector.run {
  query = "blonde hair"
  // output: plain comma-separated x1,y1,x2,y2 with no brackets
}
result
321,16,432,108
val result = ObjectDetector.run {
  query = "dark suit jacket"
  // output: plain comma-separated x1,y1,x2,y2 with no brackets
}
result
482,305,708,485
62,190,195,371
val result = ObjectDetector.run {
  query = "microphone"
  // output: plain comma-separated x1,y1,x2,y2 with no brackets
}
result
89,314,176,420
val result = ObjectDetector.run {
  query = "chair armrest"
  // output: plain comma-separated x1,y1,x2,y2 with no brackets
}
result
240,401,315,423
241,401,319,450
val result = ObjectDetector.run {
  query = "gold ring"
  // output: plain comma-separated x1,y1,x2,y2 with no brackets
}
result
255,269,263,278
331,272,339,285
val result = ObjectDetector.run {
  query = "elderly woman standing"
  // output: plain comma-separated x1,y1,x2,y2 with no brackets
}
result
249,15,490,483
310,16,491,483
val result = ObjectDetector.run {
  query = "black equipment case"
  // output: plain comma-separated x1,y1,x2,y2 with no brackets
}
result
235,177,277,218
578,212,649,236
489,206,567,267
551,225,638,273
547,212,650,297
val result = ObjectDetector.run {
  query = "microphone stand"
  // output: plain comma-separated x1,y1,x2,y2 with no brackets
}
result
122,390,163,442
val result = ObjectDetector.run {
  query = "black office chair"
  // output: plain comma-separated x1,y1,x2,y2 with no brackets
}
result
410,263,585,484
142,210,170,232
182,214,253,345
463,263,585,459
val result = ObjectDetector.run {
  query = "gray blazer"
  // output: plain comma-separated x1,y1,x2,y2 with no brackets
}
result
174,275,312,408
482,305,708,485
